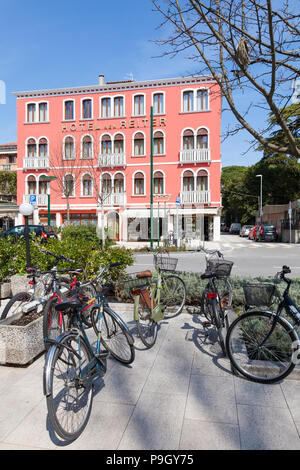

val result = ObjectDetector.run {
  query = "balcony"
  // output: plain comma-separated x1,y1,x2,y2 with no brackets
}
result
23,194,48,206
102,192,126,206
179,149,211,165
23,157,50,170
180,190,210,204
98,153,126,168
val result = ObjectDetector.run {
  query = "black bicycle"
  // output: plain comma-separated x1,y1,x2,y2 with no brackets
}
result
226,265,300,384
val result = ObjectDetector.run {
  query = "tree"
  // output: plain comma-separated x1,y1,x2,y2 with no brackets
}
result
153,0,300,157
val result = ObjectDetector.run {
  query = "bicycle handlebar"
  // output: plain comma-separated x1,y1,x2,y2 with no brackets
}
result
199,246,224,258
40,248,75,264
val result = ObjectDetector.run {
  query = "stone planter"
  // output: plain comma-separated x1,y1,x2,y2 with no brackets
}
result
10,274,30,297
0,314,44,366
0,281,11,299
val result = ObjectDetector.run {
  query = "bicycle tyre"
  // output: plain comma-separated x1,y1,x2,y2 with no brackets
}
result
136,289,158,348
216,278,233,310
0,291,31,320
43,297,65,351
45,332,94,441
226,311,297,384
210,297,227,356
77,282,97,328
91,306,135,364
161,275,186,318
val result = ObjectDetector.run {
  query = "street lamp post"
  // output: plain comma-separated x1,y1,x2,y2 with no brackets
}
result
256,174,263,224
40,176,57,226
19,203,34,269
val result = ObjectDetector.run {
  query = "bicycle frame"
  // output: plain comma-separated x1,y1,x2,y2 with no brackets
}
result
133,272,164,323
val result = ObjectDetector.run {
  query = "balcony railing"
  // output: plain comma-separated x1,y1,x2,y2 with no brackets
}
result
23,194,48,206
179,148,211,164
180,190,211,204
23,157,50,170
98,153,126,168
102,192,126,206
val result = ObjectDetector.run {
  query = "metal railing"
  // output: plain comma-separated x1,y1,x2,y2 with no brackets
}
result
98,153,126,168
180,190,210,204
179,148,211,164
23,157,50,170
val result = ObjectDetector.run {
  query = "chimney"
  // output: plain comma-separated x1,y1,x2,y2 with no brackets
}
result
98,74,105,85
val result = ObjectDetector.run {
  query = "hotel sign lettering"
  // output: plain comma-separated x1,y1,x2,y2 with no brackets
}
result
62,118,166,133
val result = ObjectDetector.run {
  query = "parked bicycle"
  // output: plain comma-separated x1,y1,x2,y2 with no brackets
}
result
43,262,135,442
226,265,300,384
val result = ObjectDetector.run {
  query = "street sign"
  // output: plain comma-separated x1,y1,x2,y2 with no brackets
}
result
176,197,181,207
29,195,37,204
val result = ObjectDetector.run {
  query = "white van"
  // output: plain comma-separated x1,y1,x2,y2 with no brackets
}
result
229,223,241,234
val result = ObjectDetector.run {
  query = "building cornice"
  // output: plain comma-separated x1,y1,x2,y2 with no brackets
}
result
13,75,218,99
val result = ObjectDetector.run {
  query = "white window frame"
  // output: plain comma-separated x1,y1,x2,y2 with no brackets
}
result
63,99,76,121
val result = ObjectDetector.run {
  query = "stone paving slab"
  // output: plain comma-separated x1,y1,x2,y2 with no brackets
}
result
0,311,299,450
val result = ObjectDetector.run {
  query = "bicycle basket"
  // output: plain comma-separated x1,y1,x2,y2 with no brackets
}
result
242,283,276,307
207,259,233,278
123,274,151,295
154,254,178,272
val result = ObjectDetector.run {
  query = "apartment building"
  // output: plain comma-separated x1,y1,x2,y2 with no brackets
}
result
14,74,222,241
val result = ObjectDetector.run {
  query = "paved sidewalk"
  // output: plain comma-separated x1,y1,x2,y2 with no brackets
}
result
0,307,300,450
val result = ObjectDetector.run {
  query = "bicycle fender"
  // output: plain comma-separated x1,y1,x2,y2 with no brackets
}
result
104,306,135,345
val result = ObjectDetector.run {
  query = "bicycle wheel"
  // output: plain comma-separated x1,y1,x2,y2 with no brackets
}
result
200,285,213,323
43,297,65,350
91,306,135,364
45,332,94,441
210,297,227,356
0,291,31,320
77,282,97,328
216,278,233,310
226,311,297,383
161,275,186,318
136,288,158,348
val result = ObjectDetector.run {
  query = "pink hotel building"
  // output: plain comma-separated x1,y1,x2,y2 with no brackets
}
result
14,74,222,242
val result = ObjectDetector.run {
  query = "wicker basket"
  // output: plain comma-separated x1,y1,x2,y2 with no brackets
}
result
154,254,178,272
243,283,276,307
207,259,233,278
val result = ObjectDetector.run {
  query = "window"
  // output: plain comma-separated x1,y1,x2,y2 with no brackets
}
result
27,176,36,194
183,91,194,112
153,131,164,155
134,95,144,116
82,99,92,119
101,135,112,154
65,100,74,120
114,174,124,193
154,171,164,194
183,130,194,150
134,172,145,195
102,174,112,193
114,134,124,154
39,179,48,195
153,93,164,114
197,170,208,191
82,135,93,159
197,128,208,149
27,138,37,157
134,132,145,156
39,103,48,122
183,170,194,191
64,136,75,160
38,138,48,157
64,174,75,197
101,97,111,118
197,89,208,111
82,174,93,196
114,97,124,117
27,104,36,123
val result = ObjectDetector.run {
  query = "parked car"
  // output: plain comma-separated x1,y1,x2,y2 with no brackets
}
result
239,225,253,237
221,223,229,232
0,225,57,241
255,225,278,242
248,225,260,240
229,223,241,234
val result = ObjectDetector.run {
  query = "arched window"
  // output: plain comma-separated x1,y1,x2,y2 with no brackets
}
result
197,89,208,111
153,131,164,155
82,135,93,159
102,174,112,194
183,170,194,191
64,136,75,160
27,138,37,157
27,175,36,194
64,174,75,197
134,172,145,195
183,129,194,150
134,132,145,156
114,134,124,154
197,128,208,149
38,138,48,157
101,134,112,154
114,173,124,193
154,171,164,194
197,170,208,191
82,174,93,196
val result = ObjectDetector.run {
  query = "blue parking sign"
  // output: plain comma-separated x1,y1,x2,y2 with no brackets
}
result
29,195,37,204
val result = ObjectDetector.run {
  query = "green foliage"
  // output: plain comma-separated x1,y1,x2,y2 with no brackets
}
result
0,171,16,195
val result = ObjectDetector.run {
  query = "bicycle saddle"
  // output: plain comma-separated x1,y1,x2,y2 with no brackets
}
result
136,270,152,278
201,269,214,279
55,297,83,312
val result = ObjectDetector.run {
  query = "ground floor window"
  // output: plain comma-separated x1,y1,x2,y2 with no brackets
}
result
62,213,97,226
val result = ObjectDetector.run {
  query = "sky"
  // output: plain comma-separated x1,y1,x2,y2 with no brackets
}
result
0,0,277,167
